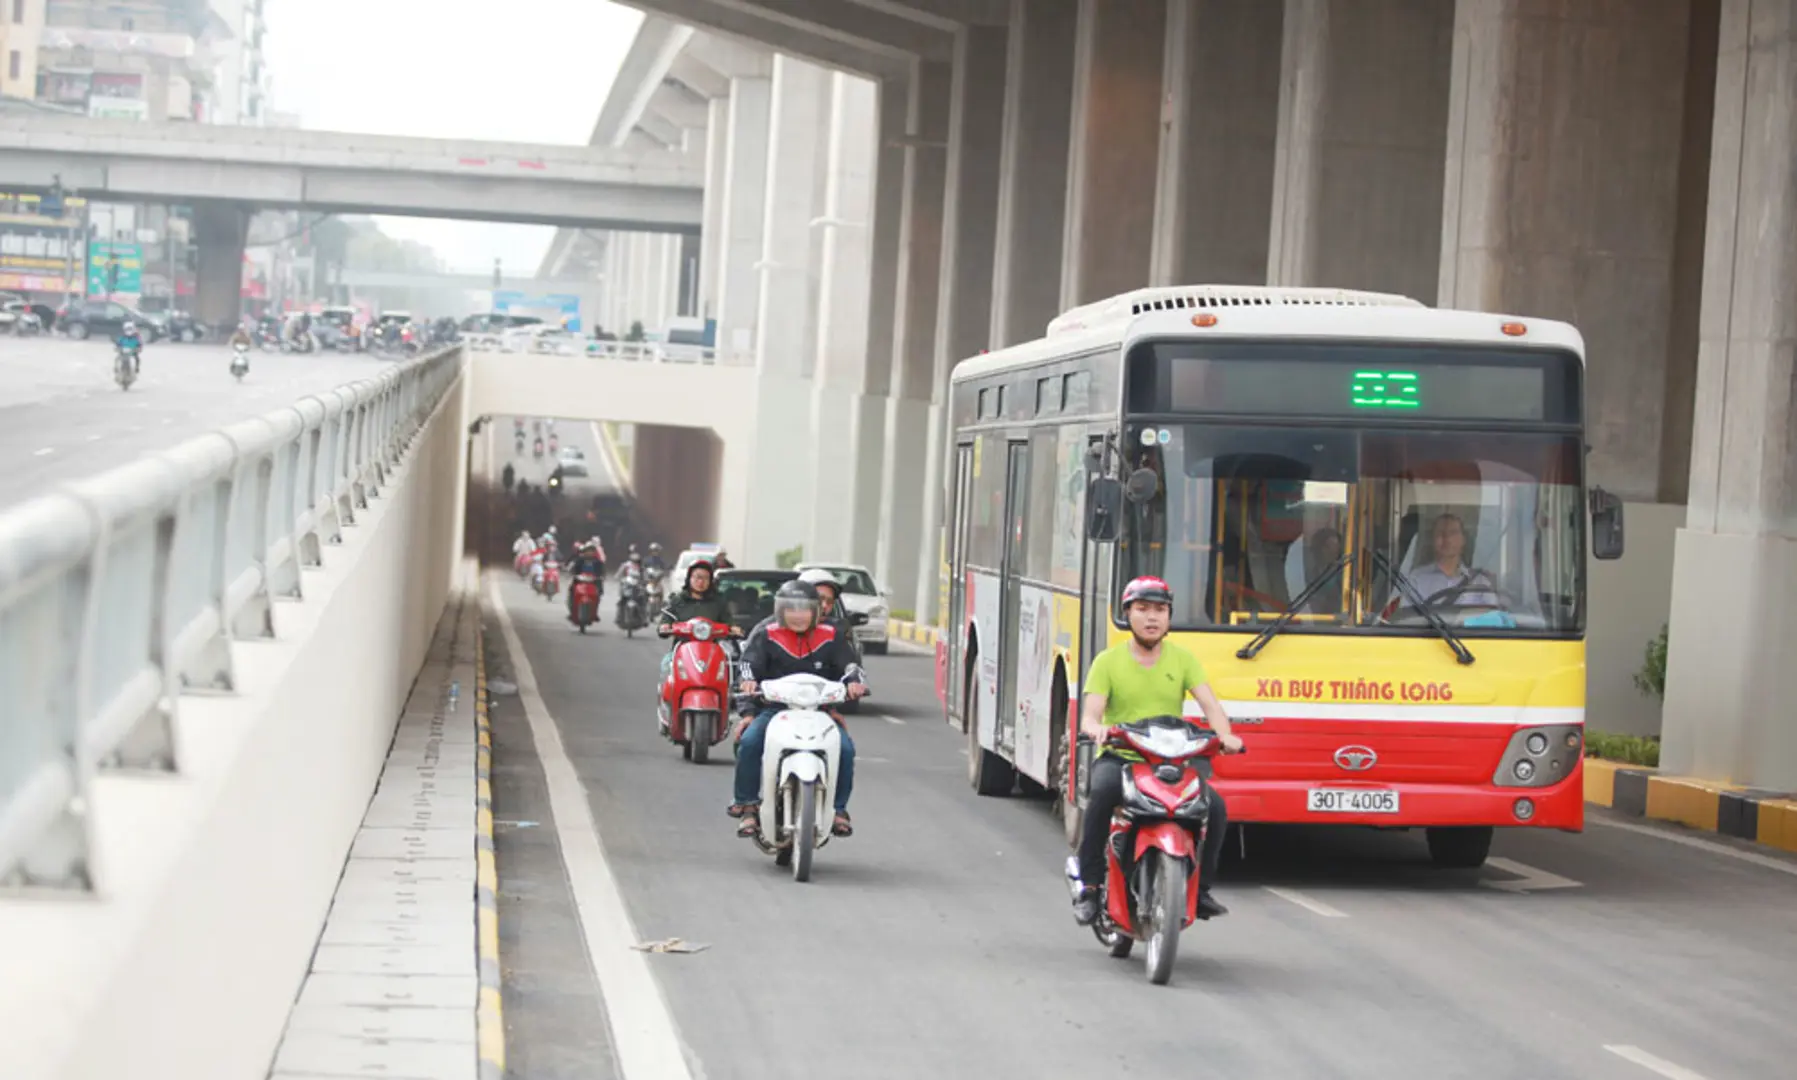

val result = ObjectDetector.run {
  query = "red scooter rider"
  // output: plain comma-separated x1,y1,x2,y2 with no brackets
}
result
1071,576,1242,925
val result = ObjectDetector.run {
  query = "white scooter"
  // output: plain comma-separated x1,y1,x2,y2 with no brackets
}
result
230,343,250,382
748,673,858,882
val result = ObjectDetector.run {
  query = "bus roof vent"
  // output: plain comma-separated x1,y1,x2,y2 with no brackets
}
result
1045,285,1427,335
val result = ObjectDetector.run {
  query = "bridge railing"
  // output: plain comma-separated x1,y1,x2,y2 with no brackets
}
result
460,332,754,366
0,347,462,891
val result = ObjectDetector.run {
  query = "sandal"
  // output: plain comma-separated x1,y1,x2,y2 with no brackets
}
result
736,808,760,838
831,811,853,838
726,802,751,819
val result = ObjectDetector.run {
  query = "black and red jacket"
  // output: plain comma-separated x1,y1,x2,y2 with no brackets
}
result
737,620,864,707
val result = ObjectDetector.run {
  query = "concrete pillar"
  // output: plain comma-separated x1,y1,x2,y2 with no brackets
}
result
602,232,626,335
1060,0,1167,308
716,76,773,360
1266,0,1453,301
699,96,731,321
908,25,1009,621
875,60,950,611
677,232,701,318
1661,0,1797,791
851,78,907,569
1150,0,1285,285
808,73,879,565
1438,0,1704,502
742,55,831,565
192,201,248,329
991,0,1079,346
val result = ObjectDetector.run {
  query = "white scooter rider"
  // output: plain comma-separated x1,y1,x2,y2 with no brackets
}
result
731,580,867,839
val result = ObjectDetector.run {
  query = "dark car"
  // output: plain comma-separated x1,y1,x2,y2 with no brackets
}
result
713,569,799,638
58,299,161,342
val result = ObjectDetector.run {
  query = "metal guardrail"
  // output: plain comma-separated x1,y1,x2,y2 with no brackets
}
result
460,332,753,366
0,347,462,890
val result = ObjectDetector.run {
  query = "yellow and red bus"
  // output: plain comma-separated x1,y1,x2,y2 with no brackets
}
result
937,285,1624,867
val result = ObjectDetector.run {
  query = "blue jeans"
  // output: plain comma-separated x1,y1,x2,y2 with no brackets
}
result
733,706,856,812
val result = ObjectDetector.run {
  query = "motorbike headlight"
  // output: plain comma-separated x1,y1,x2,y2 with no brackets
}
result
692,622,711,641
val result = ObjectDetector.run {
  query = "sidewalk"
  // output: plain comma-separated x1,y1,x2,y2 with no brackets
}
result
266,580,504,1080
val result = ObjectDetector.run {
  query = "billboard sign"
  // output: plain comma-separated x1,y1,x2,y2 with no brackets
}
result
87,241,145,297
0,192,87,294
493,289,581,331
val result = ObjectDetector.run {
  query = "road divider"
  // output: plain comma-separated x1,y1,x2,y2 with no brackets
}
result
1584,758,1797,854
887,618,940,648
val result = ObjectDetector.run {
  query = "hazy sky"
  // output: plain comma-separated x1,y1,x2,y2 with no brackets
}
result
263,0,644,273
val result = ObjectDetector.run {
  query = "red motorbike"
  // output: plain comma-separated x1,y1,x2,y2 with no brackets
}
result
1071,716,1235,986
570,572,601,632
537,559,561,601
658,618,738,765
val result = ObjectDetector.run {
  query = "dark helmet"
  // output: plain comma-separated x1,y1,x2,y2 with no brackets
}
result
773,579,820,624
685,558,715,591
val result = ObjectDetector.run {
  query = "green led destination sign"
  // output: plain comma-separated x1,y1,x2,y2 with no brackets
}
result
1350,369,1421,409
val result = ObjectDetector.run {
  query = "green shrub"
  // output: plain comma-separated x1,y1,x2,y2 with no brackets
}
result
889,608,915,622
1585,730,1661,768
774,544,804,570
1633,623,1668,701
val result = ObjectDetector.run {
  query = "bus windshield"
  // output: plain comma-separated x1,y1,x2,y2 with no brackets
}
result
1117,423,1584,635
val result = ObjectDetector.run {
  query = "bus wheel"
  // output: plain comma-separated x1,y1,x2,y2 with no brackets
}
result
1425,826,1493,869
967,717,1015,797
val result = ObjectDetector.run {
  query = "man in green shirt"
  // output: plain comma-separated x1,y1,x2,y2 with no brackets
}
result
1072,576,1243,925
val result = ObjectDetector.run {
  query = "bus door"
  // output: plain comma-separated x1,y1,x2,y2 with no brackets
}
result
1075,433,1113,802
947,441,974,726
994,440,1031,758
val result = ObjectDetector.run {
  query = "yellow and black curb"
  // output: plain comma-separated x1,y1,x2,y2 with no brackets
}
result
475,630,505,1080
1584,758,1797,855
886,618,940,648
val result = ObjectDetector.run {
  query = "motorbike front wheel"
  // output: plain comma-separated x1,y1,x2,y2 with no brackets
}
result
690,721,711,765
1143,850,1185,985
791,777,819,883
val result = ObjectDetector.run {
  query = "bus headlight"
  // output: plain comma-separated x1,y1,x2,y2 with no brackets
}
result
1493,725,1583,788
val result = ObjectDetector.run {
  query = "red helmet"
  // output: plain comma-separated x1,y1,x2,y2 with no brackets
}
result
1121,576,1174,609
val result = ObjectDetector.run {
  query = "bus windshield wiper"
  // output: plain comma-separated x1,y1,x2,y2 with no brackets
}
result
1236,551,1353,660
1372,549,1476,665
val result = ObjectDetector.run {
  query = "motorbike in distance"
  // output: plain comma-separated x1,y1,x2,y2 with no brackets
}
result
533,437,545,460
1066,716,1239,986
570,570,601,632
114,343,139,390
537,558,561,601
658,618,738,763
742,673,863,882
230,343,250,382
615,566,650,637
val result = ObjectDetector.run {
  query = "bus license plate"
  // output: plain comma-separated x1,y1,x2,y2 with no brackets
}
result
1308,788,1400,814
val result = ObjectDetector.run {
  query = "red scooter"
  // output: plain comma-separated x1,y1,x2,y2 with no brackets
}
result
658,617,737,764
537,559,561,601
570,572,601,632
1072,716,1236,986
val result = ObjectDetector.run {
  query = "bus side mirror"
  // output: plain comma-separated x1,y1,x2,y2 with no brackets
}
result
1124,467,1159,504
1590,487,1625,560
1087,477,1122,542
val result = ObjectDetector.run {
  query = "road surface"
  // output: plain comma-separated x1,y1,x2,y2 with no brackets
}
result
480,577,1797,1080
0,337,404,509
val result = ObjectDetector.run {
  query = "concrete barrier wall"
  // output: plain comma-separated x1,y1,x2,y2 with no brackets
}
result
0,367,469,1080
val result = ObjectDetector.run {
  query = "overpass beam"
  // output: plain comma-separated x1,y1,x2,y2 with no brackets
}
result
1149,0,1284,286
716,75,774,357
1439,0,1706,504
808,73,881,566
849,77,909,569
910,25,1009,623
193,201,249,328
743,55,832,565
698,95,731,320
990,0,1078,348
875,60,951,613
1059,0,1168,308
1663,0,1797,791
1265,0,1454,301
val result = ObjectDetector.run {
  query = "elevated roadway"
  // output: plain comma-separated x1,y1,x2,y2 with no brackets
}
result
0,115,704,231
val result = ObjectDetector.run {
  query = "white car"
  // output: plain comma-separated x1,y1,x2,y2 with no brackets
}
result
556,446,589,478
794,562,890,653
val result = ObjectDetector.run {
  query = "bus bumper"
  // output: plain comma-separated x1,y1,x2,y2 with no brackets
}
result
1210,766,1585,831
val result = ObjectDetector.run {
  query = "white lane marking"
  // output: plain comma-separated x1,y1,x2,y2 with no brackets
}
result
32,447,52,456
1262,886,1349,918
879,714,905,726
1603,1044,1712,1080
86,433,102,441
1483,857,1582,893
1588,815,1797,878
488,577,695,1080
